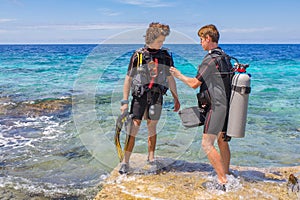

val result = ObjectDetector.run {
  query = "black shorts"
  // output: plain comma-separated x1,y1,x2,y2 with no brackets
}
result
203,104,228,135
130,92,163,120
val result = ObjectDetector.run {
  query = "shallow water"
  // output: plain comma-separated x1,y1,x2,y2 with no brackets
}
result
0,44,300,198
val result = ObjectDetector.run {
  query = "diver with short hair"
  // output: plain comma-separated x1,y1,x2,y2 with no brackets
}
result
170,24,231,191
119,22,180,174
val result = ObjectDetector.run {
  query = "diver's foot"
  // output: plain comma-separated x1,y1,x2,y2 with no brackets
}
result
228,170,239,178
146,159,159,174
202,181,226,192
147,159,156,165
118,163,129,175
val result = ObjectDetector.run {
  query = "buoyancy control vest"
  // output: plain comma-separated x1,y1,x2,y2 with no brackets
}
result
209,48,235,100
197,48,234,109
129,47,173,98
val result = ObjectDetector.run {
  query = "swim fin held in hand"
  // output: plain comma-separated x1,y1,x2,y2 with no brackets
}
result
114,110,129,162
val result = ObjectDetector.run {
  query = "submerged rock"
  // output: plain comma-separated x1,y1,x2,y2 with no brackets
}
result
95,153,300,200
0,97,72,117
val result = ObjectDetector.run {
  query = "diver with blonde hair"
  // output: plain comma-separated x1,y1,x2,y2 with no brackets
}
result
119,22,180,174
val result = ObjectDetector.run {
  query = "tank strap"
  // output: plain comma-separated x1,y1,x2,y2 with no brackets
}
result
232,85,251,94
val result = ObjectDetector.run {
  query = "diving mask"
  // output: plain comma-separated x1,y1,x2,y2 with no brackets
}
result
148,58,158,78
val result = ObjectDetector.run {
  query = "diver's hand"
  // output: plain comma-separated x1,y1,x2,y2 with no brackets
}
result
120,104,128,114
173,98,180,112
169,67,181,79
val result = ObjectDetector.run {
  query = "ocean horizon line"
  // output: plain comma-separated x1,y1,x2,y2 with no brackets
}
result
0,43,300,45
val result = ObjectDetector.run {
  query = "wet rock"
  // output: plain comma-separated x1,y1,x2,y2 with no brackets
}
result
94,153,300,200
0,98,72,117
0,97,16,115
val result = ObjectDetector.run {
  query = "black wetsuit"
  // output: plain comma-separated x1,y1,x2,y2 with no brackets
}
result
127,47,173,120
196,47,230,135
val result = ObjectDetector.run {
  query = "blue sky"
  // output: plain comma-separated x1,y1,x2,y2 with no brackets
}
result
0,0,300,44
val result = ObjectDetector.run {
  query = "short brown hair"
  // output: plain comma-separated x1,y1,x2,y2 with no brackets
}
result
198,24,220,43
145,22,170,45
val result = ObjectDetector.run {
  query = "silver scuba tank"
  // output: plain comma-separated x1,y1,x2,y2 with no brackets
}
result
227,64,251,138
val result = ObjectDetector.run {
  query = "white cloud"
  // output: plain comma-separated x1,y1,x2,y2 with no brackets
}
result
20,23,145,31
8,0,24,7
119,0,174,7
221,27,274,33
0,18,16,23
61,23,144,30
98,8,122,16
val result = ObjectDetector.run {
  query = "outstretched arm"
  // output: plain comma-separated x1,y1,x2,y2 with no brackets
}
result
167,75,180,112
169,67,201,89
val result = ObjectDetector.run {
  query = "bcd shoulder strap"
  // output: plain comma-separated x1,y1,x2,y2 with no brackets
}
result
209,48,234,74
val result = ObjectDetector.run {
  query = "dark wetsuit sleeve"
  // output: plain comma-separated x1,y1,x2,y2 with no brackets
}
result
127,52,138,77
163,50,173,76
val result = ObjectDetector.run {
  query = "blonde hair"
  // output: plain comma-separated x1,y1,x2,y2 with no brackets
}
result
145,22,170,45
198,24,220,43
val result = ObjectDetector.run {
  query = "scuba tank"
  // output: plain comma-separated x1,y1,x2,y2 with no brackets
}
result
227,62,251,138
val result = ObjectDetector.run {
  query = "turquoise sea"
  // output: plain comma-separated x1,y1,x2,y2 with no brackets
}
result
0,44,300,199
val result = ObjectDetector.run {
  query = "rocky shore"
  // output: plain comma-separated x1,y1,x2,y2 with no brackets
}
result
95,154,300,200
